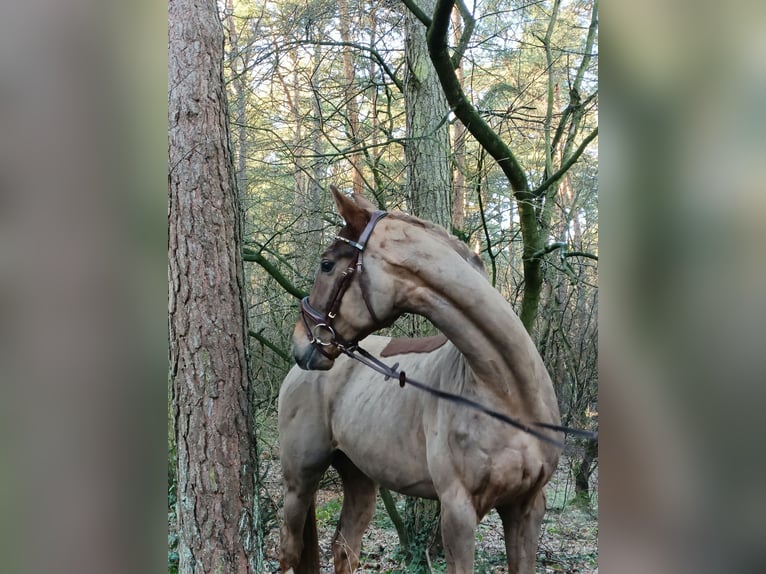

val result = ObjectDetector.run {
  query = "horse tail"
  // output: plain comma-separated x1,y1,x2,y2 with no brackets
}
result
296,496,319,574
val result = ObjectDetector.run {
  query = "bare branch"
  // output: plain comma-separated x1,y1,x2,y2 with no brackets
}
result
243,247,308,300
311,40,404,93
451,0,475,69
533,127,598,197
248,329,292,363
530,242,598,262
425,0,529,194
401,0,432,27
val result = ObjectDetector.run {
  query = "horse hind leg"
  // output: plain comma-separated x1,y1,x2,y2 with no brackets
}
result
497,490,546,574
439,484,478,574
331,453,377,574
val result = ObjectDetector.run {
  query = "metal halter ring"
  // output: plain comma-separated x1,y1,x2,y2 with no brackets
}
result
311,323,337,346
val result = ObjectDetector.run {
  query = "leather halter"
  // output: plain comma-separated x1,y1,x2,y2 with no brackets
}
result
300,210,388,355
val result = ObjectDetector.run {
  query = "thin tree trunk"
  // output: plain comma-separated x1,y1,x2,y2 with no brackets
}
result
574,437,599,505
338,0,364,194
168,0,260,571
308,42,327,260
450,8,466,233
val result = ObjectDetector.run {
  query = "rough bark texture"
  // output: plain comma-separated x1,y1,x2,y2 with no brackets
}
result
168,0,259,571
402,0,450,558
404,0,452,230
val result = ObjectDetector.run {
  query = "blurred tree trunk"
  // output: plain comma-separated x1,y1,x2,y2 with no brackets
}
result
168,0,260,571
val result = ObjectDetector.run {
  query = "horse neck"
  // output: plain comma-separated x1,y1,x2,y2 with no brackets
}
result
387,225,557,419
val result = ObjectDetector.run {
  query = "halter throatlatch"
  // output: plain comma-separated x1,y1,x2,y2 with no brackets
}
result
300,210,388,355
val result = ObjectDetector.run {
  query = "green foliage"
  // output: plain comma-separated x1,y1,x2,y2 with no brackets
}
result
372,496,396,531
168,534,179,574
315,498,342,526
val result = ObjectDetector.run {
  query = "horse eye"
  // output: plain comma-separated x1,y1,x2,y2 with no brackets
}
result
320,260,335,273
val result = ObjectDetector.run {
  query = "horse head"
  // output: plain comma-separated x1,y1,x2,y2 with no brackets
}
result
292,187,398,370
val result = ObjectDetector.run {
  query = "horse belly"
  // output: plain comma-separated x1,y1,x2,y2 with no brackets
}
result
340,442,437,499
331,393,436,498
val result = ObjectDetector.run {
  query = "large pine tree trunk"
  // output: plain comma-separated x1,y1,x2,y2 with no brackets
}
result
168,0,260,571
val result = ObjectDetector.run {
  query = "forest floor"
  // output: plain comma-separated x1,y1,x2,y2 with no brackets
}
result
169,410,597,574
258,449,598,574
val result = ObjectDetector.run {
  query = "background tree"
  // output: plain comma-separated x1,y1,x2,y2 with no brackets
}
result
400,0,455,563
404,0,452,229
410,0,598,333
168,0,261,571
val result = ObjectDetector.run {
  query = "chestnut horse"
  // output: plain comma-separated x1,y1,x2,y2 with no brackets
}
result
279,189,562,573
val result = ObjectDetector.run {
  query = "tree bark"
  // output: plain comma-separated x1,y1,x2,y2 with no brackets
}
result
168,0,260,571
404,0,452,230
402,0,449,558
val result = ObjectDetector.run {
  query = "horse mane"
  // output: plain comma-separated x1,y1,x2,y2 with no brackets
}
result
387,211,487,277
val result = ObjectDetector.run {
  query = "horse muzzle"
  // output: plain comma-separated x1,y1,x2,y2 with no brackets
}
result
291,322,336,370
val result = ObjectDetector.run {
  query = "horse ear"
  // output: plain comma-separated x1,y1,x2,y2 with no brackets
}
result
330,185,369,234
351,193,377,212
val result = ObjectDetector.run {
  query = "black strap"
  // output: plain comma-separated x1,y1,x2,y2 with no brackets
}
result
342,345,597,449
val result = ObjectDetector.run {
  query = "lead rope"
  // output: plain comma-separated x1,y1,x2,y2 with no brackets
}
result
340,344,598,449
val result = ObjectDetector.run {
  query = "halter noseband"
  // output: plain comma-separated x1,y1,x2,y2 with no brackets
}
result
300,210,388,355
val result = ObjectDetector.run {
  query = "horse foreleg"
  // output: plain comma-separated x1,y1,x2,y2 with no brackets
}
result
331,454,377,574
497,491,546,574
439,486,478,574
280,484,320,574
